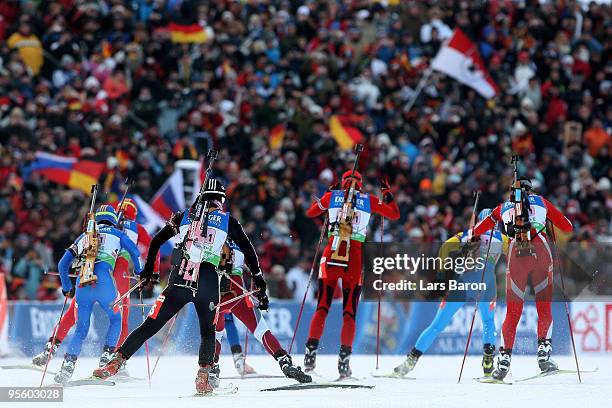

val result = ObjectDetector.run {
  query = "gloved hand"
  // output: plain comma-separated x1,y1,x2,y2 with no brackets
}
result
63,287,75,298
380,177,394,203
461,235,481,258
139,263,155,287
256,290,270,311
252,273,269,311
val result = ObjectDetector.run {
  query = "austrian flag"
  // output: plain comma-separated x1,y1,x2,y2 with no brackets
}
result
431,29,498,99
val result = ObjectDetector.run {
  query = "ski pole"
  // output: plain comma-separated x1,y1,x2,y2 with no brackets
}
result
139,290,152,386
288,215,329,354
457,226,494,383
375,212,384,370
111,281,143,308
39,295,70,387
549,222,581,383
150,315,178,378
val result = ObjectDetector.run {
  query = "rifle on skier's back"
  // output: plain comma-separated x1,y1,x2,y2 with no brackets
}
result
173,150,218,295
79,184,99,287
329,143,364,267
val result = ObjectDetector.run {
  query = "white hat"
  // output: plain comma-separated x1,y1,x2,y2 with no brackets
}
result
297,5,310,16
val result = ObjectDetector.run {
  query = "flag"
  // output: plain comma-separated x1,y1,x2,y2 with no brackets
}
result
168,22,207,44
430,28,498,99
22,152,104,194
269,124,285,150
329,115,364,150
132,195,166,234
151,169,185,219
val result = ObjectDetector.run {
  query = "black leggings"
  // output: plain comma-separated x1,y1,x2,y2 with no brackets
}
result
118,264,219,366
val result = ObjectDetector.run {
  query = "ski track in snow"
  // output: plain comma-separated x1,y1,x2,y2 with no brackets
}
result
0,354,609,408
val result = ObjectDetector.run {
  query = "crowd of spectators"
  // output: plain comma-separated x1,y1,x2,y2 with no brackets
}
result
0,0,610,300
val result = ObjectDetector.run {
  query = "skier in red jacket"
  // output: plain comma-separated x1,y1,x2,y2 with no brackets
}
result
303,170,399,378
473,177,573,380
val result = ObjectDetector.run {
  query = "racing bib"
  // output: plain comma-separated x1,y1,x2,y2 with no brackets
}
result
327,190,372,242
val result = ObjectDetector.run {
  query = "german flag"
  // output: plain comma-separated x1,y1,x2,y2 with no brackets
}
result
329,115,364,150
269,124,285,150
168,22,207,44
21,152,104,195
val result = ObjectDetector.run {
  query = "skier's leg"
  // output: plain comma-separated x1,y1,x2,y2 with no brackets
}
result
414,301,463,353
534,237,556,371
392,301,463,376
67,288,94,357
494,247,529,380
478,300,497,375
114,267,131,346
304,274,338,371
478,300,497,346
56,288,93,383
56,297,77,342
214,314,226,364
97,275,122,366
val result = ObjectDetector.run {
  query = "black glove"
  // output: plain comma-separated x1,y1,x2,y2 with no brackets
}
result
252,273,269,311
380,178,394,203
63,287,75,298
257,291,270,311
139,263,154,286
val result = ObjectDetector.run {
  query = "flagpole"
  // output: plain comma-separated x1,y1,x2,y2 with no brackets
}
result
404,67,433,113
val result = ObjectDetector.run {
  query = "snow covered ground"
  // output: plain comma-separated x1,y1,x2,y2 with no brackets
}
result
0,354,609,408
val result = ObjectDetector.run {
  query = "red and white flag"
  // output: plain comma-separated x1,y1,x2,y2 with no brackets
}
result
431,28,498,99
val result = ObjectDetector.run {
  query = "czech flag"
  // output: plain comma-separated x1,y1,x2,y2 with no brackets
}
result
22,152,104,194
329,115,364,150
269,124,285,150
151,169,185,219
168,23,207,44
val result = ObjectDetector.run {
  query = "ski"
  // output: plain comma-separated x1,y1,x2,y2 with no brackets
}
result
63,377,116,387
515,368,598,383
0,364,57,376
332,375,366,382
114,375,147,383
261,382,374,392
221,374,285,379
180,385,238,397
371,372,416,380
476,377,512,385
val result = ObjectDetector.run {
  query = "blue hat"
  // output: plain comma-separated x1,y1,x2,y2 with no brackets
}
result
478,208,492,221
95,204,118,226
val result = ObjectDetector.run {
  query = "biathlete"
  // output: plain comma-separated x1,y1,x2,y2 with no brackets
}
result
393,209,508,378
304,170,399,378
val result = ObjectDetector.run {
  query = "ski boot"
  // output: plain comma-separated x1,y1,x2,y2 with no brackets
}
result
491,348,511,381
32,338,60,366
232,348,256,375
482,343,495,377
304,338,318,372
93,351,127,379
116,361,130,378
54,354,77,384
209,364,221,389
98,345,114,368
338,345,352,379
394,348,421,376
276,352,312,383
196,365,213,395
537,338,558,373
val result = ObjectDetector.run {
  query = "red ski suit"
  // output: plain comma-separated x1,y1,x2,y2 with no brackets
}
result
306,190,399,348
473,196,572,349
